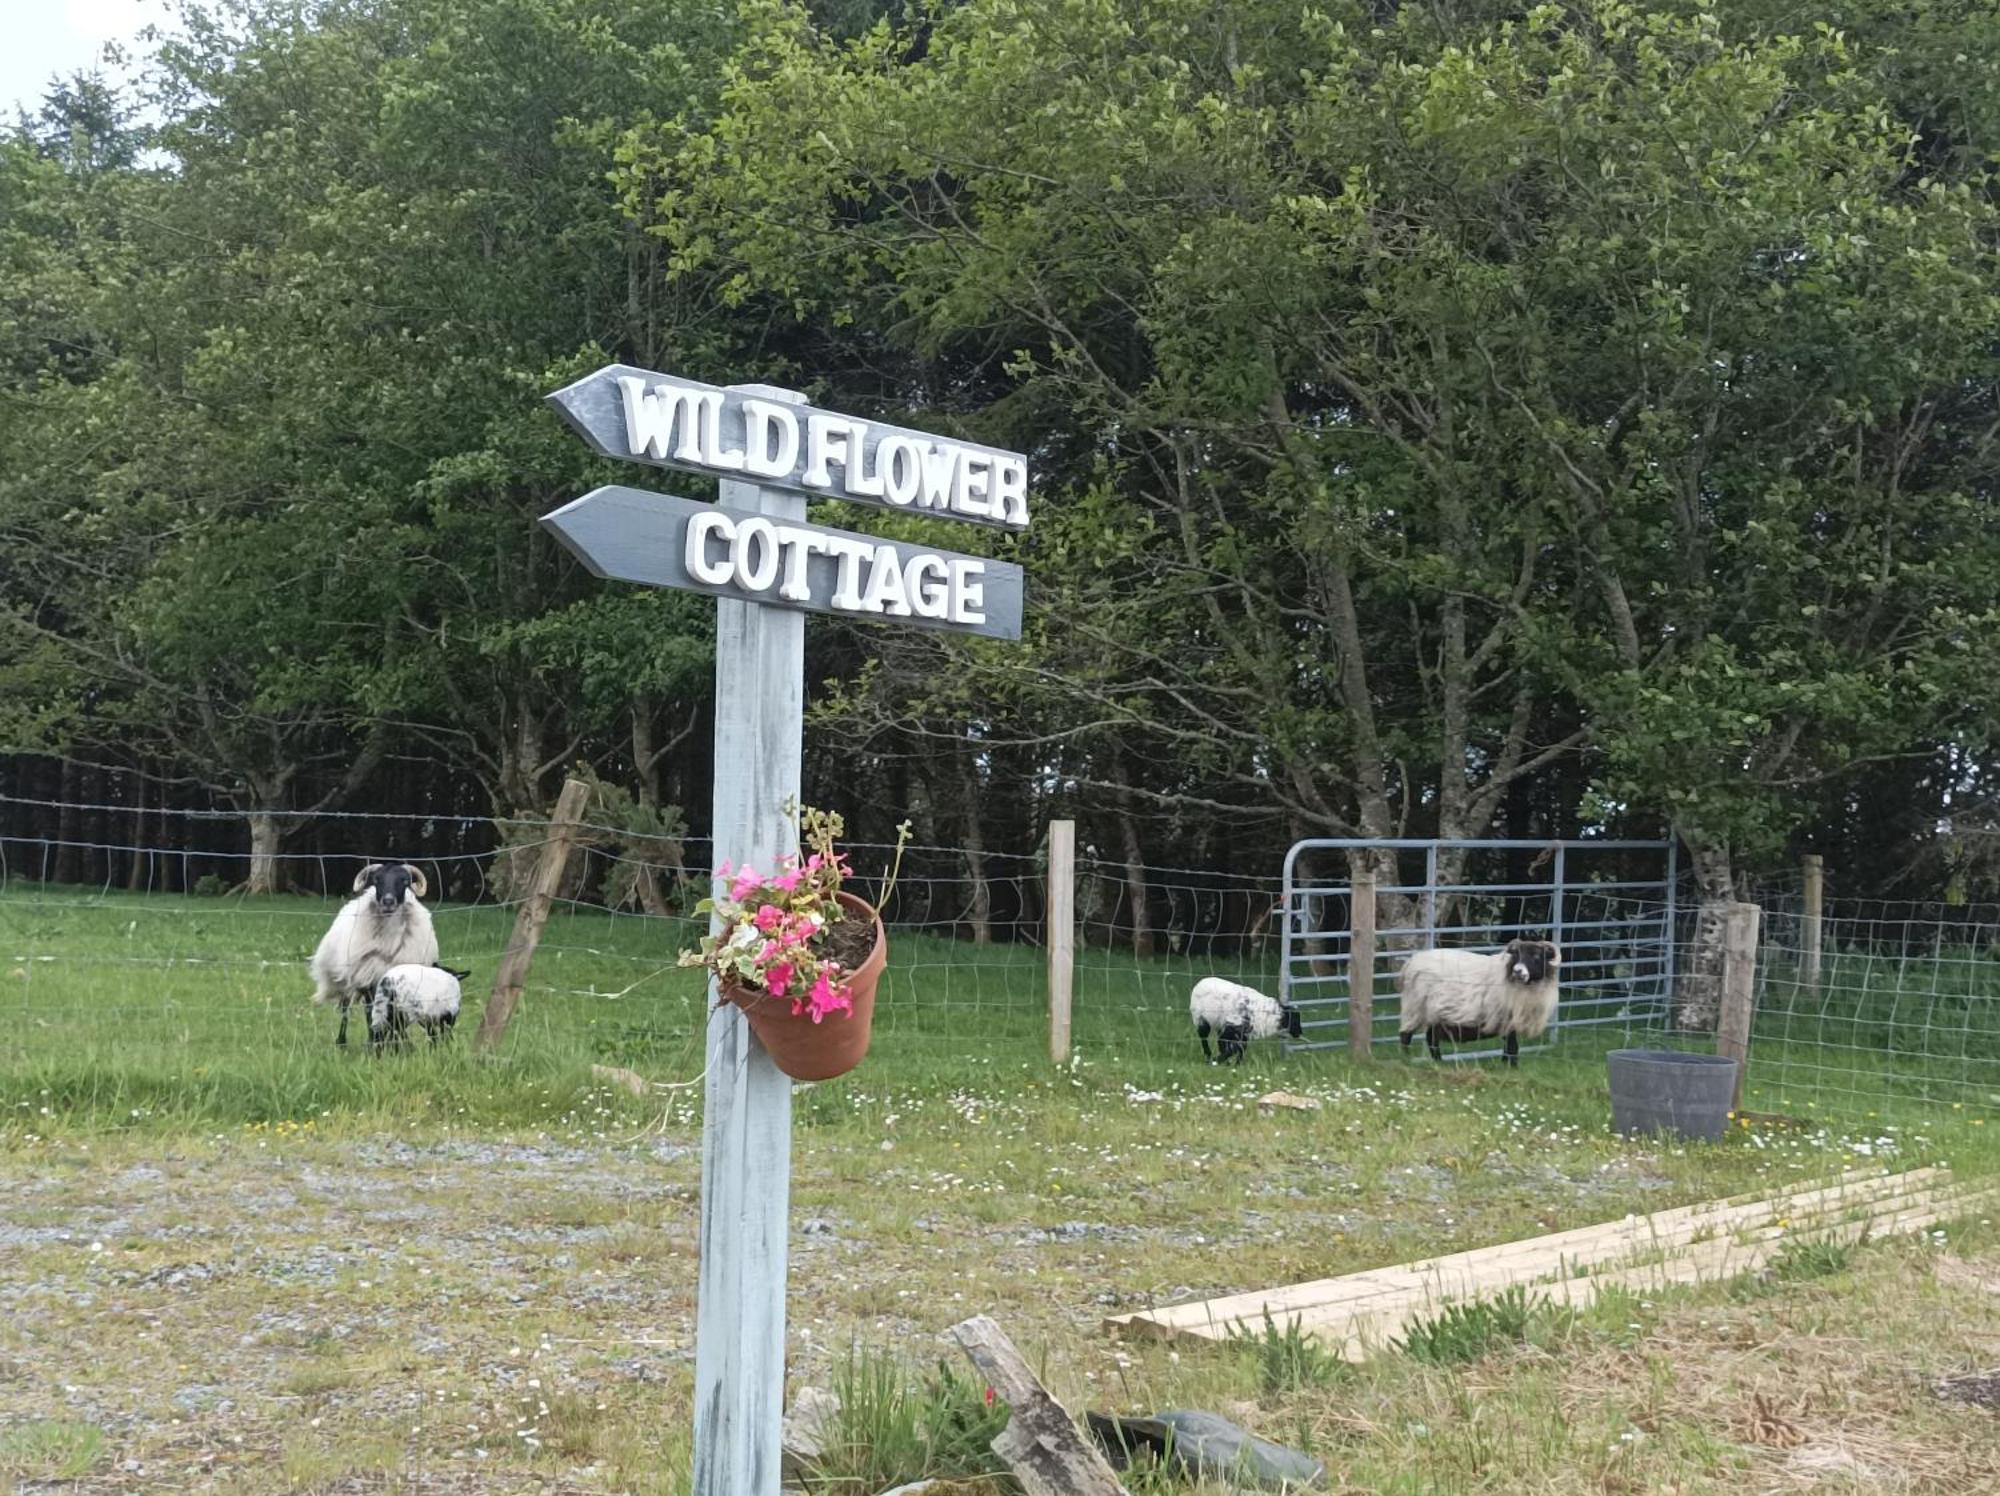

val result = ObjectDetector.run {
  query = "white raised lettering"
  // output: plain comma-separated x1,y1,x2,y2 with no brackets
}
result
685,510,735,585
802,413,850,488
701,393,747,471
846,420,885,497
952,450,993,518
742,399,800,479
947,558,986,624
617,376,708,463
918,445,957,511
733,517,781,592
879,436,922,506
906,554,949,618
991,454,1029,527
775,526,825,602
824,536,872,609
860,545,912,615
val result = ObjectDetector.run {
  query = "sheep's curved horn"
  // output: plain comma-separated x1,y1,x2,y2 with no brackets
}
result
353,863,383,893
403,864,428,899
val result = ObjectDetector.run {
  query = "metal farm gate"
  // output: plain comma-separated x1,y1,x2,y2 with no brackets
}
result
1280,838,1678,1059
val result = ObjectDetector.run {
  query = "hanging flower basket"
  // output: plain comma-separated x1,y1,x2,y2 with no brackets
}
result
720,891,886,1081
679,804,909,1085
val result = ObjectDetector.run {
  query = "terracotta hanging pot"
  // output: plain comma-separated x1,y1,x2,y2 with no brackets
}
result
719,891,886,1082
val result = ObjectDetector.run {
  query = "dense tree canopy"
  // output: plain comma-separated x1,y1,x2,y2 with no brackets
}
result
3,0,1997,983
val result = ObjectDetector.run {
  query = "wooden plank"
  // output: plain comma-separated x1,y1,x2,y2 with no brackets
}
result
949,1316,1125,1496
1110,1165,1903,1334
1718,901,1762,1112
475,776,591,1051
1148,1168,1940,1342
1312,1176,1978,1357
693,449,808,1496
1108,1166,1920,1340
1802,855,1824,993
541,484,1025,641
1348,873,1376,1059
1047,819,1075,1065
545,364,1031,531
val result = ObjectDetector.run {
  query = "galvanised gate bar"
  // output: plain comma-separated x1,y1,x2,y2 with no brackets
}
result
1280,838,1678,1060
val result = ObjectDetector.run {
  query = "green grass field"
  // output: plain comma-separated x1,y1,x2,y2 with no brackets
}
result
5,884,2000,1492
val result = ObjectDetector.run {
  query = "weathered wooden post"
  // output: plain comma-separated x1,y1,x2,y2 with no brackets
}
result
1047,818,1076,1065
1717,901,1761,1113
541,364,1029,1494
1801,854,1824,994
477,775,592,1051
1349,872,1376,1059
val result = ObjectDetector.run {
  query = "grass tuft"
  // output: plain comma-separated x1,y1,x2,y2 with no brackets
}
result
0,1419,106,1480
1228,1311,1348,1394
1398,1286,1567,1366
805,1347,1012,1492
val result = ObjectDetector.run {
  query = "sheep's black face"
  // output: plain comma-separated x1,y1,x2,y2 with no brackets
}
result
1281,1005,1304,1040
365,864,417,917
1504,940,1559,985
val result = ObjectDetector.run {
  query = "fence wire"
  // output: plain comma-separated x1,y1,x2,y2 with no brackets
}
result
4,798,1999,1122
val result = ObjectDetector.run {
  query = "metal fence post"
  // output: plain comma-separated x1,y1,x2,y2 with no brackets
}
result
1661,837,1680,1027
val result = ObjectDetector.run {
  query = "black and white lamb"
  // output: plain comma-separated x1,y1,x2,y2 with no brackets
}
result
1190,977,1303,1063
369,963,471,1048
1396,938,1561,1068
309,862,439,1046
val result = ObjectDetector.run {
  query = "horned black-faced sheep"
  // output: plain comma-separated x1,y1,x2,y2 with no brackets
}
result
309,862,438,1046
1396,939,1560,1068
1190,977,1303,1063
369,963,470,1048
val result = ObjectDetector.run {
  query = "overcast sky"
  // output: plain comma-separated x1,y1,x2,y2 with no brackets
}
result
4,0,166,120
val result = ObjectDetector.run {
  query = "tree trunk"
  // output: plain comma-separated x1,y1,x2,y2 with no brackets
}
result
1112,775,1153,958
50,758,80,884
1675,831,1734,1031
245,811,286,897
958,752,994,945
127,774,149,892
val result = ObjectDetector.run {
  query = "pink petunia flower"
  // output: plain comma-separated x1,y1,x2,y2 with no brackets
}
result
805,969,852,1023
730,869,765,901
753,903,786,933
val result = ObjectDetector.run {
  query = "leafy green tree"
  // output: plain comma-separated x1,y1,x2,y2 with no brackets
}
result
638,0,2000,1016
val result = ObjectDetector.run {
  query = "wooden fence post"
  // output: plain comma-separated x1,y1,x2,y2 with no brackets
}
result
1717,901,1761,1113
476,775,591,1051
1349,873,1376,1060
1047,819,1076,1065
1801,854,1824,994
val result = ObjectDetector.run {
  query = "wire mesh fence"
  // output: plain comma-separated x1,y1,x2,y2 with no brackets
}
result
1747,883,2000,1120
4,794,1999,1123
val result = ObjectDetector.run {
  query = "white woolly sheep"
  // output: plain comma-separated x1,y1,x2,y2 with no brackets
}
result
1396,939,1561,1068
309,862,438,1046
1190,977,1303,1063
369,963,470,1048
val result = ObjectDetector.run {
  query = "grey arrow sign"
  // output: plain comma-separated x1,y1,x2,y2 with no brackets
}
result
542,485,1024,641
545,364,1031,532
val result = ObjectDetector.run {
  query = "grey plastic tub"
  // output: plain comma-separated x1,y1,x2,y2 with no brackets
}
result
1606,1049,1739,1142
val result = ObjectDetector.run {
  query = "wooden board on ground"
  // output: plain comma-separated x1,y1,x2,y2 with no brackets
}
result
1108,1167,1995,1360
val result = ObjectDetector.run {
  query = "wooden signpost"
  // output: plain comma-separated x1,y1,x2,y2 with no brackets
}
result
543,366,1029,1494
